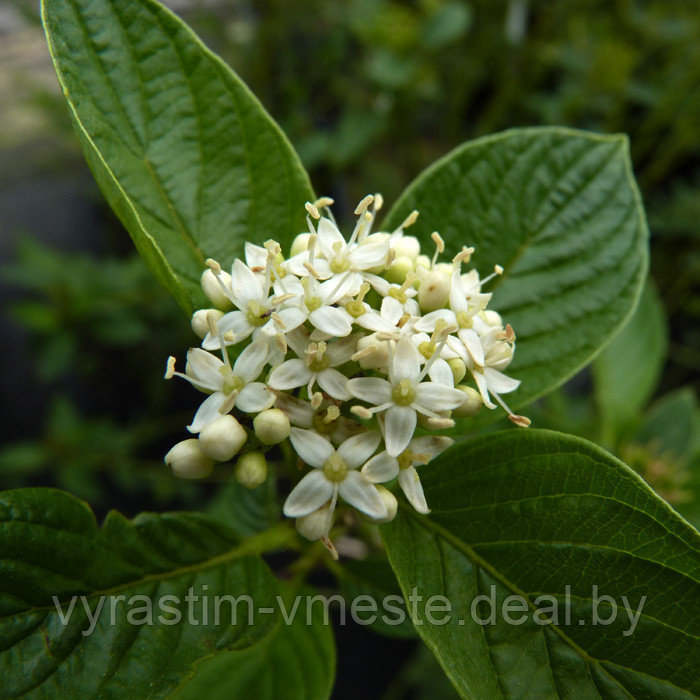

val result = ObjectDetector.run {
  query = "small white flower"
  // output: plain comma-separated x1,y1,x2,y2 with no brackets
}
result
347,335,466,456
268,333,357,401
283,428,388,531
470,326,520,410
171,342,274,432
362,434,454,514
202,258,306,350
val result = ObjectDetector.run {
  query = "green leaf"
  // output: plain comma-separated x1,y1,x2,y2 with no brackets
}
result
172,587,335,699
42,0,314,312
0,488,295,697
593,281,668,442
636,388,698,459
384,127,648,416
381,430,700,699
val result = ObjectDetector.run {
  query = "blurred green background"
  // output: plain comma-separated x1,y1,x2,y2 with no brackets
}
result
0,1,698,695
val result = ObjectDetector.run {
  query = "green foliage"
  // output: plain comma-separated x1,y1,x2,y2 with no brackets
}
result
0,488,293,697
42,0,315,311
381,430,700,698
594,282,668,443
384,127,649,415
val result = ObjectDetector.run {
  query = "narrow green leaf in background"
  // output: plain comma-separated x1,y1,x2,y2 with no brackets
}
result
594,281,668,443
0,488,293,697
381,430,700,698
42,0,315,311
384,127,649,417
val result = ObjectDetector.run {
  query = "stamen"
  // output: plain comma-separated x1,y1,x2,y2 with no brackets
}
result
218,391,238,415
425,416,455,429
356,282,370,303
164,356,176,379
373,193,384,212
398,209,419,231
321,535,339,560
509,414,531,428
452,246,475,268
303,262,320,279
307,233,318,266
271,312,286,330
314,196,334,210
354,194,374,215
385,248,396,269
431,232,445,267
270,293,294,305
275,333,287,354
311,391,323,410
350,405,373,420
481,264,504,285
305,201,320,219
397,312,411,328
419,329,450,381
323,405,340,423
206,258,222,275
351,346,374,361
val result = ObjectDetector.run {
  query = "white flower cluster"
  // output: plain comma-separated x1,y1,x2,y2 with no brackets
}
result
164,195,528,555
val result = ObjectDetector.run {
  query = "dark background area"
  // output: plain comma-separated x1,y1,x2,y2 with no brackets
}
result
0,1,698,697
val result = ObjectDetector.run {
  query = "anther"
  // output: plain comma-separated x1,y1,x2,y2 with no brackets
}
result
305,202,320,219
350,405,373,420
354,194,374,215
400,210,419,229
311,392,323,409
206,258,222,275
323,406,340,423
426,417,455,429
351,347,374,361
314,196,334,209
373,193,384,212
271,312,286,330
164,356,176,379
509,414,531,428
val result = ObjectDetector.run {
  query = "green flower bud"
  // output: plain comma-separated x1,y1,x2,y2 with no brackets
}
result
201,268,233,310
415,254,431,271
198,415,247,461
392,235,420,260
253,408,291,445
295,503,331,541
365,486,398,523
385,255,414,284
165,439,214,479
191,308,224,339
448,358,467,385
290,232,312,257
234,451,268,489
453,385,483,417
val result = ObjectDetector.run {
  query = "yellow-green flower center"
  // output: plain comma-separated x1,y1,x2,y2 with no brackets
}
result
246,300,269,327
456,311,472,329
345,300,365,318
221,370,245,395
308,355,331,373
392,379,415,407
305,296,322,312
397,449,415,471
330,258,350,273
323,453,348,483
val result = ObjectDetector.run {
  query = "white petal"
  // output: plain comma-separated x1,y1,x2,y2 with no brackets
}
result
356,310,396,334
309,306,353,337
245,242,268,270
316,217,345,258
409,435,454,461
325,334,359,366
276,306,307,333
349,241,389,269
427,358,454,387
338,430,382,469
384,405,417,457
188,392,227,433
236,382,275,413
284,252,312,278
398,466,430,514
472,370,496,409
380,296,404,326
268,359,313,391
391,335,420,383
413,309,455,333
362,452,399,483
283,470,334,517
230,258,264,309
414,382,466,412
458,328,485,366
233,341,268,382
346,377,392,405
185,348,224,388
338,471,388,519
484,367,520,394
449,268,468,314
317,368,352,400
289,428,334,468
319,275,359,305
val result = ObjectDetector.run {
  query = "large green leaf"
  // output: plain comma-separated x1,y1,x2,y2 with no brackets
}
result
172,587,335,699
384,127,648,414
593,281,668,443
0,488,295,697
42,0,315,312
381,430,700,698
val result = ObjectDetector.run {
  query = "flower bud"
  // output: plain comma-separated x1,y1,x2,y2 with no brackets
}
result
415,254,431,271
234,451,268,489
453,385,483,417
253,408,291,445
366,486,397,524
290,232,312,257
385,255,414,284
191,308,224,339
448,358,467,385
392,235,420,260
482,309,503,327
165,439,214,479
357,333,388,371
198,415,247,461
295,503,331,541
417,269,451,312
201,269,233,310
